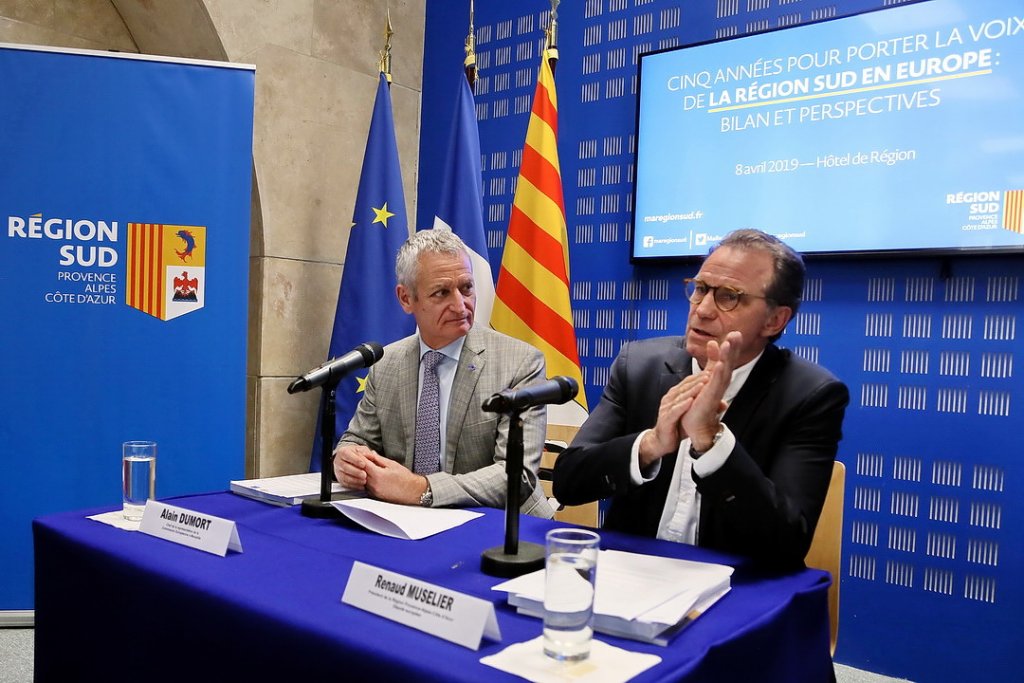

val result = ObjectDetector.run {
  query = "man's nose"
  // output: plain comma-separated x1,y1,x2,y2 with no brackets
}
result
694,290,718,317
450,290,466,312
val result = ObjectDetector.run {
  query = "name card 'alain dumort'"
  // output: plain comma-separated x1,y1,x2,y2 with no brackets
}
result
139,500,243,556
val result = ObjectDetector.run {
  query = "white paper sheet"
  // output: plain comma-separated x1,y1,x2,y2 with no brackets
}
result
331,498,483,540
480,636,661,683
87,509,141,531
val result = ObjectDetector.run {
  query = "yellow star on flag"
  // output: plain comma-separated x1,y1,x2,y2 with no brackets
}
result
371,202,395,227
356,375,369,393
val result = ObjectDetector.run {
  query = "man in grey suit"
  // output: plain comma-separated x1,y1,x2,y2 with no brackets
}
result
333,229,554,518
553,229,849,568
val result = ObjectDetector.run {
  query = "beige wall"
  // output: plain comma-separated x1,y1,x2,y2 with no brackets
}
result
0,0,425,477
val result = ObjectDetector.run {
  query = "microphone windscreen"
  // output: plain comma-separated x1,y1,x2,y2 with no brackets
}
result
359,341,385,365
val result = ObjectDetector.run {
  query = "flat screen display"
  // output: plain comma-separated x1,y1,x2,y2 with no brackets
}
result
633,0,1024,259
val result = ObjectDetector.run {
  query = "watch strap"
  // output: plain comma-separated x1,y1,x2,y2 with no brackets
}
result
689,423,725,459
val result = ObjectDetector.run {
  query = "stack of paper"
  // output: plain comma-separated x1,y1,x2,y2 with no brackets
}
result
230,472,353,506
493,549,733,646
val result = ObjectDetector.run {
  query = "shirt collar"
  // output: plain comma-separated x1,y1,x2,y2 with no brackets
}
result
418,335,466,363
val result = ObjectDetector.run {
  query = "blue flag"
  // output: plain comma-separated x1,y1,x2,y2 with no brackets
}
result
431,73,495,325
310,73,415,471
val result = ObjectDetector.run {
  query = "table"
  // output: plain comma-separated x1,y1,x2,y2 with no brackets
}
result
33,492,832,682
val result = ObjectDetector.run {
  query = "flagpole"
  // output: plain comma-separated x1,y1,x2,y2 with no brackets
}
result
464,0,477,89
380,8,394,84
546,0,559,72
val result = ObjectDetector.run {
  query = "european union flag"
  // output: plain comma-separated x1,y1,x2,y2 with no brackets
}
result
431,73,494,326
310,73,415,470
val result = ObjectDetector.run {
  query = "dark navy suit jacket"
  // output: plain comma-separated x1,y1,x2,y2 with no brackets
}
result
553,336,849,569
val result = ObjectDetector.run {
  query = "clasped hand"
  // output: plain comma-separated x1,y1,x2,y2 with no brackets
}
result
638,331,741,468
332,443,427,505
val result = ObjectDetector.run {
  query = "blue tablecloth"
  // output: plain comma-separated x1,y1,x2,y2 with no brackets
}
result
33,492,832,682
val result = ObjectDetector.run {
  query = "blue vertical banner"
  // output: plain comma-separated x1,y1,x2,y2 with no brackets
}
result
431,72,494,325
0,45,254,611
310,72,415,471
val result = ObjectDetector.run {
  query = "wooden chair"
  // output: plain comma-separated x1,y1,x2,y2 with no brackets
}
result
804,459,846,656
537,425,599,527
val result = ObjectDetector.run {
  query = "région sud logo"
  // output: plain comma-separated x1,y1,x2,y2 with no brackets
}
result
7,214,209,318
126,224,207,321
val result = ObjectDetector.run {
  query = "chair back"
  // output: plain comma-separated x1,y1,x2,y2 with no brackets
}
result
805,459,845,655
538,425,599,527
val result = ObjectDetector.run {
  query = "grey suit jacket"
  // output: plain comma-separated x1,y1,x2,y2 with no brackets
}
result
340,327,555,518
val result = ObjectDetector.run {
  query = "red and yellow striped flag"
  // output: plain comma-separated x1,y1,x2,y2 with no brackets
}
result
491,48,588,422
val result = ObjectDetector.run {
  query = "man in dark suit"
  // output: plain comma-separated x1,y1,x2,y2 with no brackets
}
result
334,229,553,517
553,229,849,568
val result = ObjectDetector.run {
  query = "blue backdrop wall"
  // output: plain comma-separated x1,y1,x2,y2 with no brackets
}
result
419,2,1021,681
0,46,254,612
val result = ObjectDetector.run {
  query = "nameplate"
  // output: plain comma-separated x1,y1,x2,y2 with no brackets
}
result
138,501,243,556
342,561,501,650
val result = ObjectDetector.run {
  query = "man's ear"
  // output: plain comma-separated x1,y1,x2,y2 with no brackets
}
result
763,305,792,339
396,284,414,314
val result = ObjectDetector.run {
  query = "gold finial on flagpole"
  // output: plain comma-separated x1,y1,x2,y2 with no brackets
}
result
545,0,559,69
379,8,395,83
464,0,477,90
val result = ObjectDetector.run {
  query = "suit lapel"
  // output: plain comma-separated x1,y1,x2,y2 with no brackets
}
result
652,340,692,488
722,344,782,440
398,338,420,467
660,338,692,394
696,345,782,544
445,329,485,468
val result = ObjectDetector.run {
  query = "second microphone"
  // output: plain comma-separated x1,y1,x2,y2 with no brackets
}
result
482,376,579,413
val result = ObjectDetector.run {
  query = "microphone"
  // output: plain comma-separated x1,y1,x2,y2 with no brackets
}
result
287,342,384,394
482,376,579,413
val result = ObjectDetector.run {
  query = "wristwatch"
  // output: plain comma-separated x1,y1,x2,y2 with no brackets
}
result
419,483,433,507
689,423,725,459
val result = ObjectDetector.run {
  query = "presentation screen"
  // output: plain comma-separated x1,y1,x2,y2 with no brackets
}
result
632,0,1024,259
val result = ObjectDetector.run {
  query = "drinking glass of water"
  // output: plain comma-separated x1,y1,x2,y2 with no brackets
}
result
543,528,600,661
122,441,156,520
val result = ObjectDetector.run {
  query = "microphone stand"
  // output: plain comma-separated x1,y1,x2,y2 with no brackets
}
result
480,409,545,577
301,380,344,519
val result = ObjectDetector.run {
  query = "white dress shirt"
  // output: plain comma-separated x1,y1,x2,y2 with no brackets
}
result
628,351,762,545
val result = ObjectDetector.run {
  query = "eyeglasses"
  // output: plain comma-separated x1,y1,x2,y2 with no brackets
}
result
683,278,773,312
